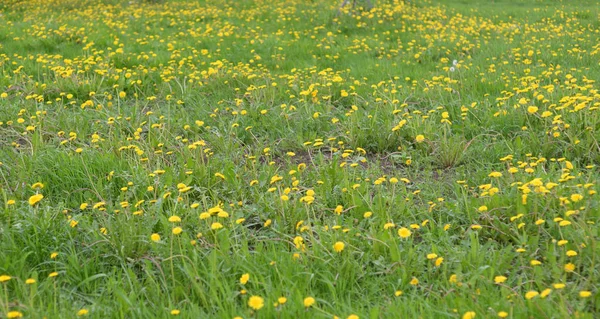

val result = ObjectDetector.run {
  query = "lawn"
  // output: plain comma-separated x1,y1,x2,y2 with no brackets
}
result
1,0,599,318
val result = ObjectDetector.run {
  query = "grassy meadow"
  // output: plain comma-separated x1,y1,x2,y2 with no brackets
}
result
1,0,600,317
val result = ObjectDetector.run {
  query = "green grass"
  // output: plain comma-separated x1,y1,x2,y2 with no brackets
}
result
1,0,600,318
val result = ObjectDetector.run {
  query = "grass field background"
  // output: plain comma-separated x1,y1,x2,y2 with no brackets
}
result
1,0,599,318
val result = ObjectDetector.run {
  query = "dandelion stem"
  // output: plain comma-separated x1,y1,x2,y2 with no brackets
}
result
3,284,9,315
170,232,175,288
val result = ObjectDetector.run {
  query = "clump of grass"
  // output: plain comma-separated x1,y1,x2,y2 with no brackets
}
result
433,136,473,169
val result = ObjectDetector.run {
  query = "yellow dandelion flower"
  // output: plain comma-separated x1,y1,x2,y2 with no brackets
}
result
168,215,181,223
462,311,476,319
31,182,44,189
7,311,23,318
28,194,44,206
333,241,345,253
566,250,577,257
540,289,552,298
248,296,264,310
240,273,249,285
527,106,538,114
303,297,315,308
494,276,507,284
398,227,411,238
564,263,576,272
525,291,539,300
